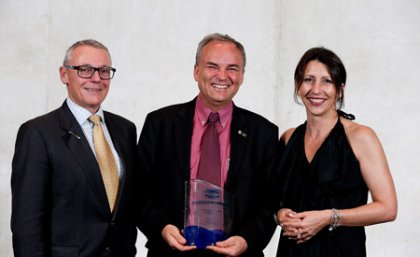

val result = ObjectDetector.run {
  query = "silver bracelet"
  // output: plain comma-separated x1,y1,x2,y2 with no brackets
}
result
329,208,342,231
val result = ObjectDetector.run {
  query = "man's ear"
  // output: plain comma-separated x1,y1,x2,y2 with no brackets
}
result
59,66,68,84
193,64,199,82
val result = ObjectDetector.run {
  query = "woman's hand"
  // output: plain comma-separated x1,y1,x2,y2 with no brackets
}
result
292,210,331,243
277,208,301,239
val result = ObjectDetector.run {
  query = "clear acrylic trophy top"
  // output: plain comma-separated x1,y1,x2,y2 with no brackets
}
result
184,179,234,249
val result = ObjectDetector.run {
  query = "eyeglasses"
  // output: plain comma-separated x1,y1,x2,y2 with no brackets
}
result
64,65,116,80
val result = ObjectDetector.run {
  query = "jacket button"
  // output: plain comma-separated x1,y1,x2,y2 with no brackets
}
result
105,246,111,252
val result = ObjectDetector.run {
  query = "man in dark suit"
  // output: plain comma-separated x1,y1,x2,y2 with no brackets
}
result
11,39,139,257
138,33,279,257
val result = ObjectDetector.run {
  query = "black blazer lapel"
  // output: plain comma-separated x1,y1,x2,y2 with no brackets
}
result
173,100,195,182
225,106,248,188
58,102,110,213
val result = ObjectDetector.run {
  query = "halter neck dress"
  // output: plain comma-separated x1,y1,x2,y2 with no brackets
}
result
276,114,368,257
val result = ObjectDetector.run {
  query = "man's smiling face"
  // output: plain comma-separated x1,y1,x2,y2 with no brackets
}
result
60,45,112,113
194,40,244,111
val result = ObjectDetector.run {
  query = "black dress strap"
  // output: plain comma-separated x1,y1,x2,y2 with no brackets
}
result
337,110,355,120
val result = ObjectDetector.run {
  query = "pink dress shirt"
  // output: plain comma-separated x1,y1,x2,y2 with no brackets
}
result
190,94,232,187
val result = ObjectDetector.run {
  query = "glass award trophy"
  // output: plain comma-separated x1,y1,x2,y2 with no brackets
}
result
184,179,234,249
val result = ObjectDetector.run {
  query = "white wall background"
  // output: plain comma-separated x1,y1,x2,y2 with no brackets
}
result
1,0,419,256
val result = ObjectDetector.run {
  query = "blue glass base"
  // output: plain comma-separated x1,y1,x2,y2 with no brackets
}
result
184,226,228,249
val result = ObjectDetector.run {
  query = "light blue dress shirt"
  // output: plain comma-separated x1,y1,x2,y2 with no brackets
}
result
66,98,123,178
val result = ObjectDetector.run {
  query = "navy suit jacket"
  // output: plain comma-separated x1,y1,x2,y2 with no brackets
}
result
138,98,279,257
11,102,139,257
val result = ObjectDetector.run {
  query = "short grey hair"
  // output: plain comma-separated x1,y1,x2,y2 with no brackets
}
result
195,33,246,69
63,39,111,65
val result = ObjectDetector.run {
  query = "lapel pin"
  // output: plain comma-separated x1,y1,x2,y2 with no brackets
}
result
68,130,81,140
238,130,247,138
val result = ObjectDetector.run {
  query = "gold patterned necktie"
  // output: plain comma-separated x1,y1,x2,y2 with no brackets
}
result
89,114,119,211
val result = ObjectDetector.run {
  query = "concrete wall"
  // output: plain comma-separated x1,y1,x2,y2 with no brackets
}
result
1,0,419,256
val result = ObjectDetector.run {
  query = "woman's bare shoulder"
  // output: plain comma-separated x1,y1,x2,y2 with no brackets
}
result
341,118,381,155
280,127,297,145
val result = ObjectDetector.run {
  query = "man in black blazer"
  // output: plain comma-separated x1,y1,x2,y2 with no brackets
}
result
138,33,279,257
11,39,139,257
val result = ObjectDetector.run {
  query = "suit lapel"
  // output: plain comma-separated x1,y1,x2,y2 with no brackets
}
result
58,103,110,213
173,100,195,182
225,106,248,188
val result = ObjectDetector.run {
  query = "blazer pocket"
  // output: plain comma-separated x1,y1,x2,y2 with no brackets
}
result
51,245,79,257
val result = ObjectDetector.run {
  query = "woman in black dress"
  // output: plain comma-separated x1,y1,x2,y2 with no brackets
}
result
273,47,397,257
